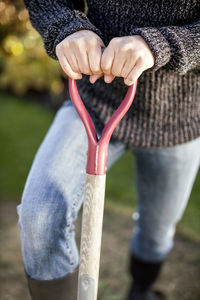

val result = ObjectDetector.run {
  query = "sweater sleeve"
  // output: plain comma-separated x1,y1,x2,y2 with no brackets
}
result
130,18,200,74
23,0,104,60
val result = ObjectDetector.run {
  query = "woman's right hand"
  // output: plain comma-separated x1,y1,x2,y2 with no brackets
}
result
56,29,113,84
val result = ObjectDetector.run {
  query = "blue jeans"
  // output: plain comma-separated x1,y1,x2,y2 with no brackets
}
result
16,100,200,280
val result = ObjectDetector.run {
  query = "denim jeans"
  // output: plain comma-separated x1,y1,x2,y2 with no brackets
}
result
16,99,200,281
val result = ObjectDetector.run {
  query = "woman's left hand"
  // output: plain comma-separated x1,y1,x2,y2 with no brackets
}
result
89,35,155,86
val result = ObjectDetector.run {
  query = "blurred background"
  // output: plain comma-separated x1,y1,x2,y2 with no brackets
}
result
0,1,200,299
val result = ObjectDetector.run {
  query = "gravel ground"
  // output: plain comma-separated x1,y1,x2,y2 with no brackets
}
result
0,201,200,300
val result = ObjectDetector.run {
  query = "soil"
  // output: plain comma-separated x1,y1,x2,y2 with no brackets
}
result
0,201,200,300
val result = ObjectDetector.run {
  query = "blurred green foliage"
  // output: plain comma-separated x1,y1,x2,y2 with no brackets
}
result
0,0,64,96
0,92,54,200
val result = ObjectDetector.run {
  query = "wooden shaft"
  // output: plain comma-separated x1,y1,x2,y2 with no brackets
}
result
78,173,106,300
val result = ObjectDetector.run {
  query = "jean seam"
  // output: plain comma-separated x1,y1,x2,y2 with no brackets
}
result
64,178,85,267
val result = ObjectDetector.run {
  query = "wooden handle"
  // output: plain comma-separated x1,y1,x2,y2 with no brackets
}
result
78,174,106,300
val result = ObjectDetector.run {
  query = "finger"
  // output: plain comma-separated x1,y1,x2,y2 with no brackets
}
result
65,51,81,73
111,55,126,77
65,51,80,73
101,46,115,75
88,45,103,75
124,60,144,86
101,47,115,82
57,51,82,79
76,48,92,75
121,56,137,79
104,74,115,83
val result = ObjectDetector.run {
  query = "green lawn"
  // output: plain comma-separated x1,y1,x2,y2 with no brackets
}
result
0,92,54,200
0,92,199,240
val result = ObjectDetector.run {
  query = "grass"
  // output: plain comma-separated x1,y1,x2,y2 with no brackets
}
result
0,92,199,240
0,92,54,200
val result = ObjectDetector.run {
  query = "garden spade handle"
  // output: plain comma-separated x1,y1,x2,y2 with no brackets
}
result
68,77,137,300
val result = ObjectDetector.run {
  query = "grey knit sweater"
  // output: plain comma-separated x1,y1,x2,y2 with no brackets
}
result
24,0,200,149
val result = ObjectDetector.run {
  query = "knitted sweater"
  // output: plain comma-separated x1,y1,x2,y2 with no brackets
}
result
24,0,200,149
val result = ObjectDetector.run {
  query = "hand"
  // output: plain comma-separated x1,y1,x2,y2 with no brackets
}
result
56,29,113,83
91,35,155,86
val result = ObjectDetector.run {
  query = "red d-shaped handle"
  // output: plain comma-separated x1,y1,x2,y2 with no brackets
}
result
68,77,137,175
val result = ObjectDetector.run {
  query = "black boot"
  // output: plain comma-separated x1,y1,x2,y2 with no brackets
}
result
25,268,78,300
126,254,166,300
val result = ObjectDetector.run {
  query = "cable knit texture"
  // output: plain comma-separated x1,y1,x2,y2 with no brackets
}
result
24,0,200,148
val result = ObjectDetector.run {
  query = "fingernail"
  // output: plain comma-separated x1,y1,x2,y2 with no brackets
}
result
125,79,133,86
104,77,111,83
90,78,96,84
